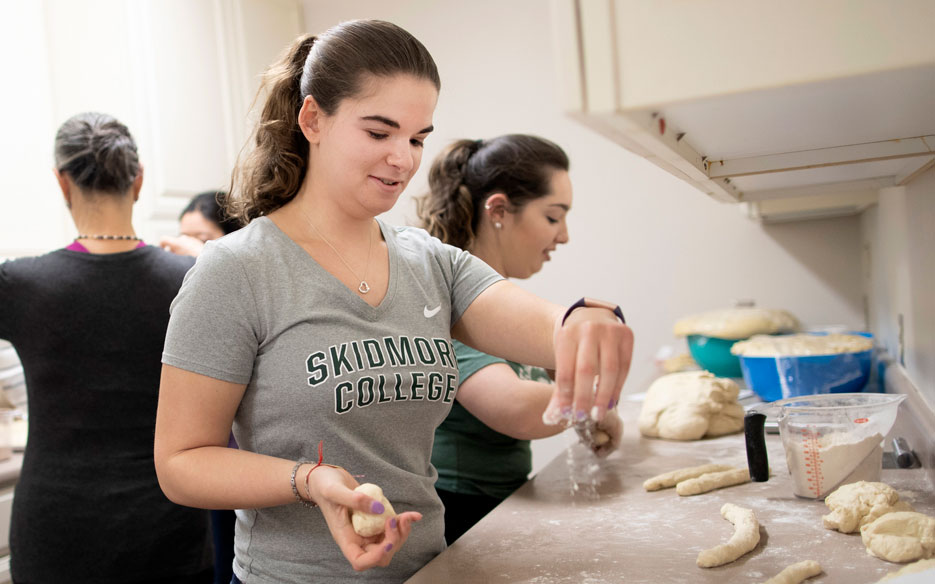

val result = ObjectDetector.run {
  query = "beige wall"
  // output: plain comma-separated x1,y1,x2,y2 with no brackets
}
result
862,170,935,411
300,0,869,472
301,0,865,385
3,1,901,475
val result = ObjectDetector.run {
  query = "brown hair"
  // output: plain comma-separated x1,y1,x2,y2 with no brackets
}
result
54,112,140,195
228,20,441,224
416,134,569,249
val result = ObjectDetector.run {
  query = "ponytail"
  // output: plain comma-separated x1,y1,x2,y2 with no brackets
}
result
417,140,483,249
227,34,316,225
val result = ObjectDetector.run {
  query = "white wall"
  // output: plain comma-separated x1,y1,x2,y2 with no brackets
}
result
0,0,301,255
300,0,866,473
862,169,935,411
0,1,873,475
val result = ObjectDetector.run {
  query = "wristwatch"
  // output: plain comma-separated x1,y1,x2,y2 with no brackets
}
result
561,297,626,326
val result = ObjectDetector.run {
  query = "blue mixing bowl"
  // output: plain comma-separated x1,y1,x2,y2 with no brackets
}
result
738,337,873,401
687,335,743,378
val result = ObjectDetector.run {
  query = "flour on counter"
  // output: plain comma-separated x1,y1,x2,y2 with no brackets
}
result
784,431,883,498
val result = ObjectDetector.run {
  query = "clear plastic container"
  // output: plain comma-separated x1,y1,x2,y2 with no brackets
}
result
774,393,906,498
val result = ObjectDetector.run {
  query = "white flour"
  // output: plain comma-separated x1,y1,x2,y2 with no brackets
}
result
784,431,883,498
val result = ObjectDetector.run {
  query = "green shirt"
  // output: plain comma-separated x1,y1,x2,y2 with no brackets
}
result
432,340,552,499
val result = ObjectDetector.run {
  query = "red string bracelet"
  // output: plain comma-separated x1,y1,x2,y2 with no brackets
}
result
303,440,342,507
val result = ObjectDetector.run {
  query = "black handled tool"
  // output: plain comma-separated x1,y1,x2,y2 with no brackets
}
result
744,411,770,482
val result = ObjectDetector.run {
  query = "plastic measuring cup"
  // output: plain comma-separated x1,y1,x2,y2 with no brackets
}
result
745,393,906,499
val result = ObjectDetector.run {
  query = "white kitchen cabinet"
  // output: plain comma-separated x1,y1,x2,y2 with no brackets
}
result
551,0,935,222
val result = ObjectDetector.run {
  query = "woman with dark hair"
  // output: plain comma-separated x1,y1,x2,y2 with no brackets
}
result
153,19,633,583
417,134,623,544
160,191,241,257
0,112,212,583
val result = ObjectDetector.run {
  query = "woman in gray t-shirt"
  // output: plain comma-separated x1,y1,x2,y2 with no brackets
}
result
154,19,633,584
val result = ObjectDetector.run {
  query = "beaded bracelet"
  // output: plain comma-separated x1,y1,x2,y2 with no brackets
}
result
297,440,344,508
290,459,317,509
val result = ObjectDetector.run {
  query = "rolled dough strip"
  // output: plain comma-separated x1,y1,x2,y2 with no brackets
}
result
697,503,760,568
762,560,823,584
643,464,735,491
677,467,750,496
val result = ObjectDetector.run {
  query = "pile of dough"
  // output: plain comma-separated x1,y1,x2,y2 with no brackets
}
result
762,560,822,584
823,481,913,533
731,332,872,357
674,307,799,340
697,503,760,568
350,483,397,537
877,558,935,581
638,371,745,440
860,511,935,563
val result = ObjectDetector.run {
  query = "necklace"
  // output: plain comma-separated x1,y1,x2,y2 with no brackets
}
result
75,234,142,241
301,209,374,295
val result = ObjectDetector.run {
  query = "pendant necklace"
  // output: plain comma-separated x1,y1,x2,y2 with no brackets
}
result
301,208,374,295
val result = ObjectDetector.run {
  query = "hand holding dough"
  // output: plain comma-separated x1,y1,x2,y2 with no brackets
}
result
762,560,822,584
697,503,760,568
823,481,913,533
643,464,734,491
677,467,750,496
350,483,397,537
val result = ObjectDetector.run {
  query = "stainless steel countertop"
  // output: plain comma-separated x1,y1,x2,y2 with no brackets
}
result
406,396,934,583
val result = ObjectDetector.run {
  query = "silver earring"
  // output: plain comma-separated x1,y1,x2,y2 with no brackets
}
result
484,204,491,210
494,222,502,229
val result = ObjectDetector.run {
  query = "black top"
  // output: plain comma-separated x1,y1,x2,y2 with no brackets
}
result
0,246,212,583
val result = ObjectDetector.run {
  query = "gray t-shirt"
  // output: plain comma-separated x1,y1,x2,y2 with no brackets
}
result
162,217,501,583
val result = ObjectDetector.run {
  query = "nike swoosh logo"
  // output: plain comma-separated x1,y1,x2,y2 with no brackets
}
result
424,305,441,318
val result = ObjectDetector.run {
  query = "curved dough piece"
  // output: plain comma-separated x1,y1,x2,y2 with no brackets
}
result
350,483,397,537
697,503,760,568
677,467,750,496
762,560,822,584
878,558,935,582
643,464,734,492
823,481,913,533
861,511,935,563
638,371,745,441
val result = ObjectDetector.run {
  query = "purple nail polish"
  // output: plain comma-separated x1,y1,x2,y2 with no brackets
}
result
385,543,393,552
390,517,397,529
608,398,616,409
371,501,385,514
561,406,572,416
575,410,587,421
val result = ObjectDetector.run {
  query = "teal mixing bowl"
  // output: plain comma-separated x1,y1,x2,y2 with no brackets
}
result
687,335,743,378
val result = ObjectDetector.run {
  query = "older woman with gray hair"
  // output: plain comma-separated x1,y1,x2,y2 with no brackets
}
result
0,112,212,583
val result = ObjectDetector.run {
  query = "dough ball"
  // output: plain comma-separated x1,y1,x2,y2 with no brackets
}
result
861,511,935,563
350,483,397,537
673,307,799,339
638,371,744,440
823,481,913,533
